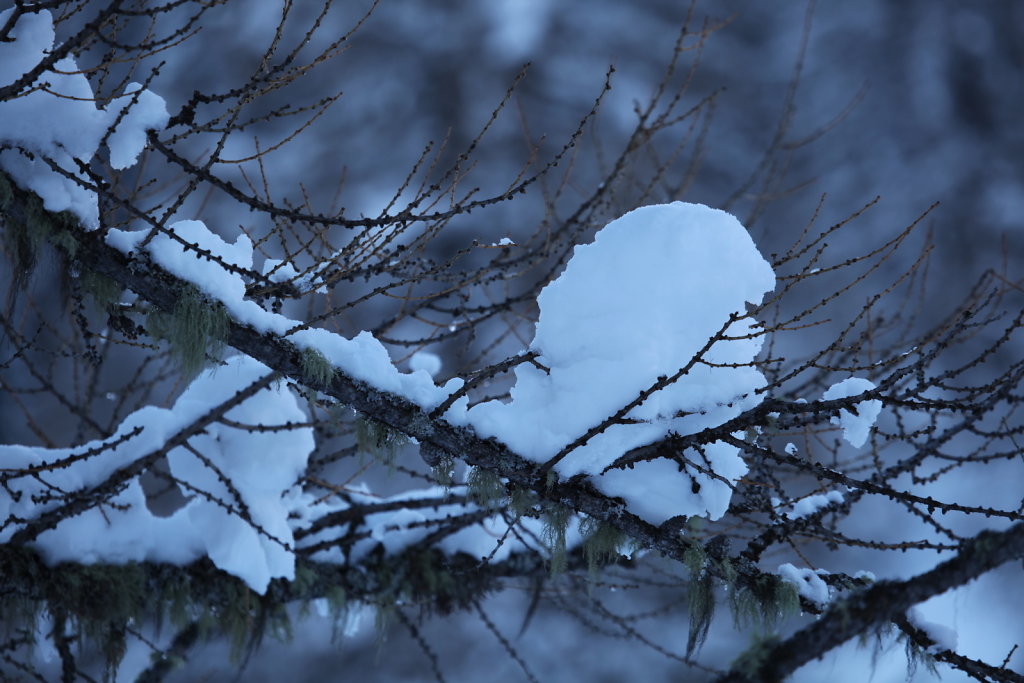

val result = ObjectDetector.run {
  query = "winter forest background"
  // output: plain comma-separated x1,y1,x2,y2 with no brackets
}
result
1,0,1023,681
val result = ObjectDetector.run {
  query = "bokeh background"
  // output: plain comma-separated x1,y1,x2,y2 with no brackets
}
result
11,0,1024,680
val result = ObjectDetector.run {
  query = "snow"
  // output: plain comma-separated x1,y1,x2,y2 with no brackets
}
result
409,351,442,377
822,378,882,448
106,83,170,169
906,607,958,653
777,563,831,606
105,219,464,412
466,203,776,524
0,9,167,227
0,355,311,593
786,491,844,519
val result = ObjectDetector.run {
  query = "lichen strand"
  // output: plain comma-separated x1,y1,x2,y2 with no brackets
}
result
146,284,230,376
466,466,505,507
355,414,409,470
683,543,716,656
430,453,455,487
81,268,122,313
0,548,289,679
542,504,572,578
579,516,626,576
728,572,800,631
0,171,80,289
299,346,337,388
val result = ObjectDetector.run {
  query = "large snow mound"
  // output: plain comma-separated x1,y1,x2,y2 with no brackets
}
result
467,202,776,523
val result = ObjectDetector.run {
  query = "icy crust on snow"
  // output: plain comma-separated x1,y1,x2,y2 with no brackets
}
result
466,203,776,524
822,377,882,448
106,220,463,411
0,9,168,227
0,356,311,594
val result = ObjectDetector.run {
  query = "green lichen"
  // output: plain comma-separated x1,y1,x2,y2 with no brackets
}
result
300,346,337,388
355,415,408,470
899,630,940,679
542,504,572,578
509,487,539,517
0,547,294,680
431,453,455,487
146,284,230,376
0,171,83,290
579,517,626,576
683,543,716,657
728,573,800,630
81,269,122,313
466,467,505,507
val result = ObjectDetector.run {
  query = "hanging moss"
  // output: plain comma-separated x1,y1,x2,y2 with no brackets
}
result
431,453,455,487
300,346,337,388
728,572,800,630
81,269,122,313
683,543,716,657
355,415,408,470
579,517,626,576
509,487,539,517
542,504,572,578
145,284,230,376
898,629,940,679
466,467,505,507
0,171,82,289
0,547,301,679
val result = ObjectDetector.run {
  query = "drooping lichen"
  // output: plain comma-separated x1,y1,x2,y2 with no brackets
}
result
299,346,337,388
145,284,230,376
683,543,716,656
542,504,572,578
579,516,626,576
509,487,539,517
81,268,122,313
431,453,455,487
355,414,408,470
0,547,292,679
466,467,505,507
728,572,800,631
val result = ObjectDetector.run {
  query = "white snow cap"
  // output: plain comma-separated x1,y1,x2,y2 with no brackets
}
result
822,377,882,448
0,355,313,593
0,9,167,227
777,563,831,606
467,202,776,524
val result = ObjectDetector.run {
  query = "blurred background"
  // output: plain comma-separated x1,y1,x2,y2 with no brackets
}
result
12,0,1024,680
